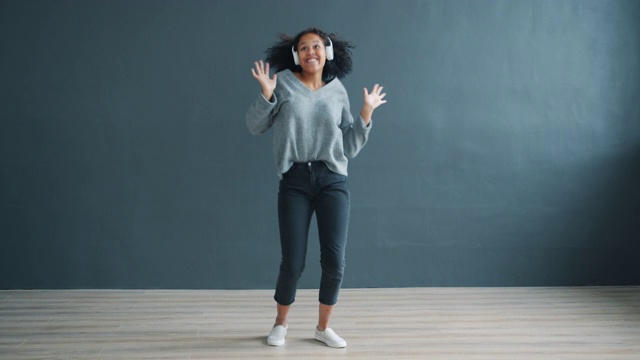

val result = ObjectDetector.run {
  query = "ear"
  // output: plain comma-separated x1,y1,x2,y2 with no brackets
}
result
325,38,334,61
291,45,300,65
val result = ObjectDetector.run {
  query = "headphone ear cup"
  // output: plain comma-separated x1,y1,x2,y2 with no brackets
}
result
291,46,300,65
326,38,334,61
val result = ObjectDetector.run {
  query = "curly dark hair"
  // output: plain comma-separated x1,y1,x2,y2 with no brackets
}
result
265,27,355,82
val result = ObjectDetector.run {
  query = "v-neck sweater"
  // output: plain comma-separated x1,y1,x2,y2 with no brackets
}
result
246,69,372,178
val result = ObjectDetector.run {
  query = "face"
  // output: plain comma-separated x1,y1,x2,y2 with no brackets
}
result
296,33,326,73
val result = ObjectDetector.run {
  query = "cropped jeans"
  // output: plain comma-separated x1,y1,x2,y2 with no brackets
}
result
274,161,350,306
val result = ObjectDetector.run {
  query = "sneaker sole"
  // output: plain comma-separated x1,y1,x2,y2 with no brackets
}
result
315,335,346,348
267,339,285,346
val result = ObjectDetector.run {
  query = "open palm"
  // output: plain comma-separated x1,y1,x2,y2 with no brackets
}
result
363,84,387,111
251,60,277,99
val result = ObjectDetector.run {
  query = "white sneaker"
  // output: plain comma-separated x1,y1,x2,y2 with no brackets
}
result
267,325,287,346
314,327,347,348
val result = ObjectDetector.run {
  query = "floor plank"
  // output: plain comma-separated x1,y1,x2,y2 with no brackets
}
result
0,287,639,359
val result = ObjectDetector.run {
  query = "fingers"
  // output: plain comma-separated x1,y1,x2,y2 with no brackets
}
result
251,60,277,94
365,84,385,95
256,60,264,74
363,84,388,109
374,84,387,103
251,61,262,78
251,60,269,75
365,84,387,99
251,61,260,79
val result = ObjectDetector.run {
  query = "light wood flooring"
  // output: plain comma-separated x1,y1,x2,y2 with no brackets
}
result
1,287,639,359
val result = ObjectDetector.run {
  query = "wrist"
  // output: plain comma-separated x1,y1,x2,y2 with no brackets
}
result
360,106,373,124
262,90,274,102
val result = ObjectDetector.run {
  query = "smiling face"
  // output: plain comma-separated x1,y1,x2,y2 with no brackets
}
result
296,33,327,74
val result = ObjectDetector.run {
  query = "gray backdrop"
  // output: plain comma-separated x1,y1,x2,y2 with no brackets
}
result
1,0,639,289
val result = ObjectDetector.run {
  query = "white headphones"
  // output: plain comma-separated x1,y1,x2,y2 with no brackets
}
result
292,37,334,65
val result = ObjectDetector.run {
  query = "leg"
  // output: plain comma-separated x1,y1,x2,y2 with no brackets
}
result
267,305,289,346
314,302,347,348
317,303,334,331
267,303,291,346
312,169,349,348
315,174,350,308
268,169,314,346
274,170,314,308
275,303,290,327
313,170,350,345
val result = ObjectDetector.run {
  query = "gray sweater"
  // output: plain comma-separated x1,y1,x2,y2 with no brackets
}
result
246,69,371,178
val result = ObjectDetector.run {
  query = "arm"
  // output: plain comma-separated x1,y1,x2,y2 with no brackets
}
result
342,110,371,159
245,92,278,135
342,84,388,158
359,84,387,125
245,60,278,135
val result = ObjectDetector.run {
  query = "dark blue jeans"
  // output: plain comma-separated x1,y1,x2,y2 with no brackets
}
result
274,161,350,306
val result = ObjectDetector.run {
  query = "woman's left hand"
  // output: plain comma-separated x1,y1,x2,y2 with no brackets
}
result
361,84,387,124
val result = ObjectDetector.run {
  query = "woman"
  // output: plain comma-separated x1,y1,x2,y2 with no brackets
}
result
245,27,387,348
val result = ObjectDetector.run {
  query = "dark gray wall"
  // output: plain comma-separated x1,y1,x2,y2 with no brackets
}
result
1,0,639,289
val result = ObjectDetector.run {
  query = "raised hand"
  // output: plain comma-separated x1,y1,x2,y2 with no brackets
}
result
251,60,277,101
360,84,387,124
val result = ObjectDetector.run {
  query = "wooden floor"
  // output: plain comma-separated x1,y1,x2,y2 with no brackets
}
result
1,287,639,359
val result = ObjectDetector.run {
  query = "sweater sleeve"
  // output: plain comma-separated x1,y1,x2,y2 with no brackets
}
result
245,93,278,135
341,104,372,159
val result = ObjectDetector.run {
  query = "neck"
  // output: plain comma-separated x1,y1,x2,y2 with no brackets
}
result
294,70,324,91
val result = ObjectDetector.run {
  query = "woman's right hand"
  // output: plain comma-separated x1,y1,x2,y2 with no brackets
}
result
251,60,277,101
